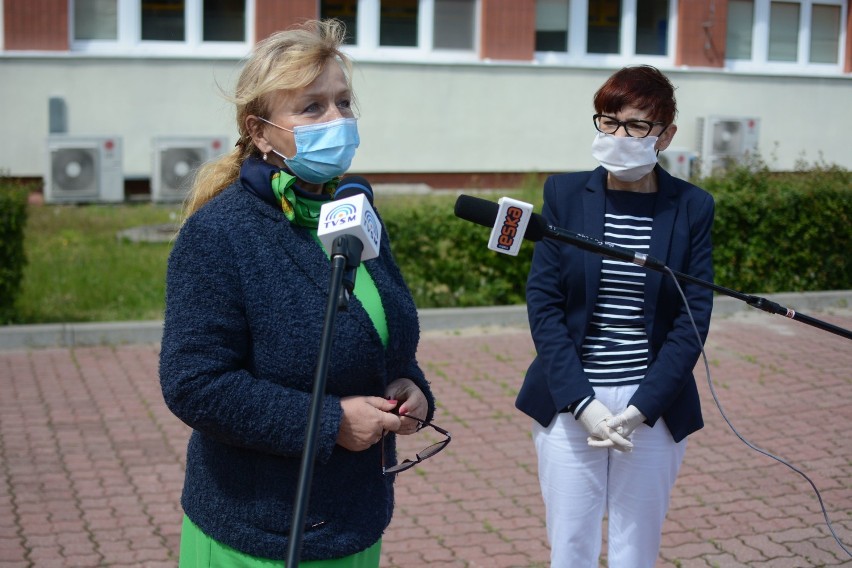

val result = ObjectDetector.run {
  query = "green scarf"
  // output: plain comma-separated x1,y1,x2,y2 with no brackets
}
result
270,170,339,227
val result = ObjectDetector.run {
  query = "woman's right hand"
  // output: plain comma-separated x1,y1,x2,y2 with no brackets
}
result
337,396,401,452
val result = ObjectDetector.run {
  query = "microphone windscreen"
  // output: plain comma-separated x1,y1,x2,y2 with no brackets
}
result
454,194,499,229
523,212,547,242
454,194,545,243
335,175,374,204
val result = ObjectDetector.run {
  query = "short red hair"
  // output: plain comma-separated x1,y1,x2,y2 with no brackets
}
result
593,65,677,125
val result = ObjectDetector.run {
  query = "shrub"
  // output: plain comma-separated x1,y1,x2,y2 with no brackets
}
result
704,159,851,294
0,177,31,323
384,160,850,308
385,203,535,307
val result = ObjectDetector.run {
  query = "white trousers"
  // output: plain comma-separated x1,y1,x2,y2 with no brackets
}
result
532,385,686,568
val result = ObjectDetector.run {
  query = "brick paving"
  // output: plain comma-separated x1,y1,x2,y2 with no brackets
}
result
0,308,850,567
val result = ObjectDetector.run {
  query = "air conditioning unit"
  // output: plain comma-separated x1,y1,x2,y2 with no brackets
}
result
45,136,124,203
696,116,760,177
658,148,696,180
151,136,228,202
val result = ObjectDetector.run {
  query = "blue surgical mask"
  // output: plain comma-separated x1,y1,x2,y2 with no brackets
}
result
259,116,360,184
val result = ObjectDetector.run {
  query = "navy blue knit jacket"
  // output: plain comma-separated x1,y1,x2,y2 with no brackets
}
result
159,177,434,560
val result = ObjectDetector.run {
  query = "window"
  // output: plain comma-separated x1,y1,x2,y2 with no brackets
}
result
534,0,675,64
433,0,475,50
809,3,841,63
380,0,418,47
71,0,251,56
321,0,359,45
726,0,754,60
142,0,186,41
725,0,846,72
203,0,246,42
768,2,799,61
635,0,669,56
587,0,620,54
321,0,479,62
535,0,569,52
74,0,118,40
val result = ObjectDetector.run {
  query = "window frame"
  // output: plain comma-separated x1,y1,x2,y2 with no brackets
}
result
69,0,254,57
725,0,846,75
533,0,679,67
339,0,482,64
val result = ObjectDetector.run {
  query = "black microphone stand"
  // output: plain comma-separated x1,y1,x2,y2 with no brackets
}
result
286,234,364,567
542,223,852,341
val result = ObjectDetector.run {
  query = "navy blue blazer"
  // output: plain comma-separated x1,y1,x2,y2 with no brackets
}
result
515,165,714,443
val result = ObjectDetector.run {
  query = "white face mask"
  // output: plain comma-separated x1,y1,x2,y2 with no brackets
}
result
591,132,658,182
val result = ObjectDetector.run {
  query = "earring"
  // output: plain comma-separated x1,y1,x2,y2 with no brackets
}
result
263,153,268,162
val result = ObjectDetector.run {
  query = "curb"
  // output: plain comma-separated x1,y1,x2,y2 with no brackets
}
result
1,291,849,350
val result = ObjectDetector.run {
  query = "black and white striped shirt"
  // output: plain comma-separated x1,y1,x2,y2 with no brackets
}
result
581,190,657,389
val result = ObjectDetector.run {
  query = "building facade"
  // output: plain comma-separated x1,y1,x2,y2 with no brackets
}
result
1,0,850,199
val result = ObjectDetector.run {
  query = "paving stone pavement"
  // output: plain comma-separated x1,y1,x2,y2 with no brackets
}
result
0,307,850,567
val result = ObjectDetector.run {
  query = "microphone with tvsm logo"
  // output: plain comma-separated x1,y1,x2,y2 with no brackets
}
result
317,175,382,262
288,177,382,568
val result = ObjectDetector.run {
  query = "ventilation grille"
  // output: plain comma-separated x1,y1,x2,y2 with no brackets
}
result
696,117,760,177
45,136,123,203
151,137,228,202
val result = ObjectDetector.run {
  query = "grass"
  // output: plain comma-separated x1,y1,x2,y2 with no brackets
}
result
15,202,181,324
10,193,455,325
11,180,539,325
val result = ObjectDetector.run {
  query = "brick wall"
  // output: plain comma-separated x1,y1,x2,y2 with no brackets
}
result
255,0,319,42
3,1,848,71
675,0,727,67
4,0,68,51
846,3,852,73
481,0,535,61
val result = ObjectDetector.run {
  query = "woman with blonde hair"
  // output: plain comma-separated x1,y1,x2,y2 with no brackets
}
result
160,19,435,567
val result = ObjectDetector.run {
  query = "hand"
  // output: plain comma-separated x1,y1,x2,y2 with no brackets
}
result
578,399,633,452
337,396,400,452
385,378,428,435
606,405,646,439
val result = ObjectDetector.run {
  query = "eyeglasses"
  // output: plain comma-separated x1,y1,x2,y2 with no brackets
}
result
382,416,451,475
593,114,667,138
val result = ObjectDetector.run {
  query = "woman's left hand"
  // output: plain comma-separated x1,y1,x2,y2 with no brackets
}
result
385,378,428,435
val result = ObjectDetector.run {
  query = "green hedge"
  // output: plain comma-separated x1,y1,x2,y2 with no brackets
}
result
384,163,851,308
704,162,851,294
0,177,31,323
384,202,535,308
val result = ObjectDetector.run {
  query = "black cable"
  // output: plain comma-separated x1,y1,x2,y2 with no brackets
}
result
665,266,851,559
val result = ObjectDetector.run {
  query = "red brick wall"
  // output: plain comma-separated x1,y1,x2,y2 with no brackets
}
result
846,3,852,73
675,0,727,67
4,0,68,50
255,0,319,42
481,0,535,61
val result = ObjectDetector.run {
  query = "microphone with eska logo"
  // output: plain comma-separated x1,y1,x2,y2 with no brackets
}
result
317,176,382,262
453,194,665,270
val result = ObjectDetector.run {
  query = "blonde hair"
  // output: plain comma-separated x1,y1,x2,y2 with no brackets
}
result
183,19,352,219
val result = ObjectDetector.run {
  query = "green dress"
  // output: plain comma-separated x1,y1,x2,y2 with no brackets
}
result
179,185,389,567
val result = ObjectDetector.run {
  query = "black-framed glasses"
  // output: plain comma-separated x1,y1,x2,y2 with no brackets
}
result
382,416,451,475
593,114,668,138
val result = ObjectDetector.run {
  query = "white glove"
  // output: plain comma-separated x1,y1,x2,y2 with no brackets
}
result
578,399,633,452
606,405,646,439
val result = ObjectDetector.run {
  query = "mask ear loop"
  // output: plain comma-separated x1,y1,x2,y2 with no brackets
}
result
256,116,298,162
655,123,672,155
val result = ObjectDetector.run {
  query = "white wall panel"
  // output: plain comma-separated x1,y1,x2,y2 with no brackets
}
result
1,57,850,183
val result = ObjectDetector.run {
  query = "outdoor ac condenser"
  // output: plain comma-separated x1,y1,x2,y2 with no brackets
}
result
44,136,124,203
696,116,760,178
151,136,228,202
658,148,696,180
